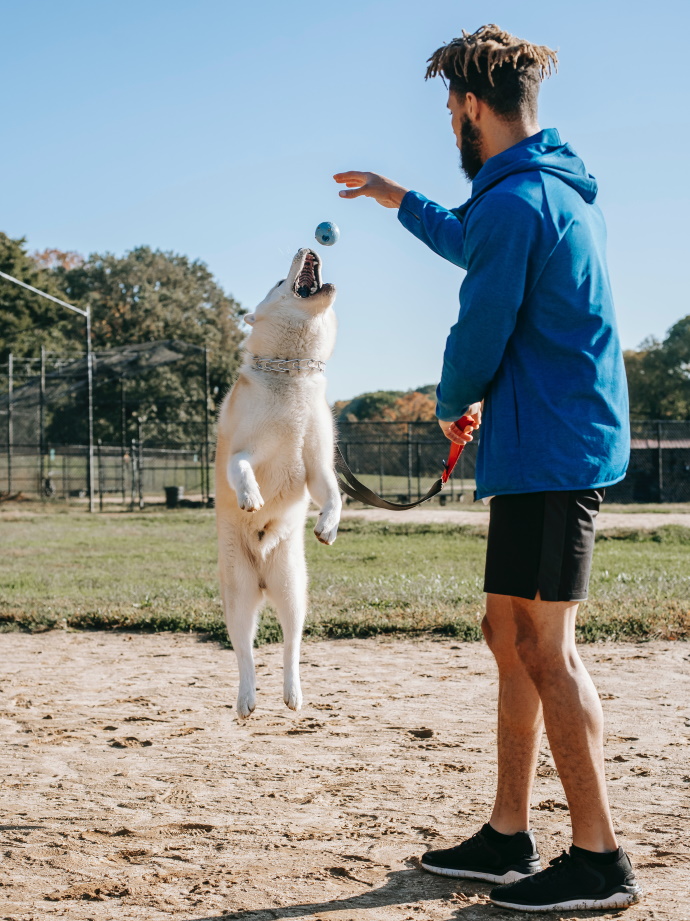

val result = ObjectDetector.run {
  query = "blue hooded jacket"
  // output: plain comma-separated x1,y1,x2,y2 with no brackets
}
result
398,128,630,499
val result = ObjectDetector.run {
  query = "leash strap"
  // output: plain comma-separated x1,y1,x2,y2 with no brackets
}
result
335,415,474,511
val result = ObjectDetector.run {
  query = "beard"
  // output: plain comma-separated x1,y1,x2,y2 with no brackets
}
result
459,115,485,181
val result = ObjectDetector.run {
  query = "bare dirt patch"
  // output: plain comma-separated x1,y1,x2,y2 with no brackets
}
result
341,507,690,530
1,632,688,920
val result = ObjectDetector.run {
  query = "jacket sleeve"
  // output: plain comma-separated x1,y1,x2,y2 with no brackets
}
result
436,193,543,421
397,191,467,268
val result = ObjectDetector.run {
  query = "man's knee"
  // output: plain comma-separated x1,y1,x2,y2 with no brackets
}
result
514,613,578,685
482,608,521,670
480,613,493,646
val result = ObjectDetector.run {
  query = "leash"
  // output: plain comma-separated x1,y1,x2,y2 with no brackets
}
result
249,354,473,510
335,415,475,511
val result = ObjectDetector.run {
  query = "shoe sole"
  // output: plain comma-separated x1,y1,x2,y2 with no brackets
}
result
421,862,542,885
491,884,643,912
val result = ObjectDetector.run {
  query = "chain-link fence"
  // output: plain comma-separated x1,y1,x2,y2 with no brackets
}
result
337,421,477,505
0,441,212,508
0,342,214,507
2,349,690,507
339,420,690,505
605,421,690,503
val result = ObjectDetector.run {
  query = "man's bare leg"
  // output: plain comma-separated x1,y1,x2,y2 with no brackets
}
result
483,593,543,835
511,594,617,852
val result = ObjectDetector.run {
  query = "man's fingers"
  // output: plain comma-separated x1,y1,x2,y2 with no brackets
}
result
339,187,366,199
449,423,474,444
333,171,367,184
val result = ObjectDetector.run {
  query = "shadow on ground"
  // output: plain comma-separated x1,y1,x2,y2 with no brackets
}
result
188,867,613,921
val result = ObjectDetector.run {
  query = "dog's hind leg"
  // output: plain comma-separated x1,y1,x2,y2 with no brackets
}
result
219,553,264,718
265,533,307,712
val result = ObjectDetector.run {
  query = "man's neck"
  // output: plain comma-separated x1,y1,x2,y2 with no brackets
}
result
483,121,541,161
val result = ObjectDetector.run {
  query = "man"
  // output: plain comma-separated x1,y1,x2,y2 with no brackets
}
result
334,24,641,913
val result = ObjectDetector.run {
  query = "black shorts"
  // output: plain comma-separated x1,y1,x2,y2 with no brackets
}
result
483,489,604,602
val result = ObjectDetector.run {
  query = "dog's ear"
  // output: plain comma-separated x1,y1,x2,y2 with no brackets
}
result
243,313,256,326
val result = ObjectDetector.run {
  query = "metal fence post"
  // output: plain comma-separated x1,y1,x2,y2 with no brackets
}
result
130,438,137,510
378,442,384,497
203,346,211,506
657,420,663,502
97,439,104,512
137,419,144,509
416,440,421,501
39,346,46,497
120,378,127,506
7,353,13,494
407,423,412,503
85,307,95,513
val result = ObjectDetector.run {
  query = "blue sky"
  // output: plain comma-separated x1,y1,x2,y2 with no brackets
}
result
2,0,688,401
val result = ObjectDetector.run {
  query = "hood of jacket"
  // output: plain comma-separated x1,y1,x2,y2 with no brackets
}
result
454,128,598,219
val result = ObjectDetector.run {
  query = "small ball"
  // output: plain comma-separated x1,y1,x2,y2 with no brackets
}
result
315,221,340,246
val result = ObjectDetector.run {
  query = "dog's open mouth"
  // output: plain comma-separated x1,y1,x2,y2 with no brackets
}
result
294,250,322,298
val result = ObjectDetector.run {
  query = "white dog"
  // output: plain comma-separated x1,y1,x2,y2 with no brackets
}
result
215,248,341,718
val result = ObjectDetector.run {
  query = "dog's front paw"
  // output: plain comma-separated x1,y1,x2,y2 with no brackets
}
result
236,687,256,718
314,514,339,546
284,682,302,712
237,485,264,513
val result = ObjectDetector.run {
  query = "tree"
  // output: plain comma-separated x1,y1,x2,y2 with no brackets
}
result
0,233,77,362
625,317,690,420
1,238,245,444
47,246,245,443
392,390,437,421
58,246,242,377
334,386,438,422
32,249,84,271
338,390,404,422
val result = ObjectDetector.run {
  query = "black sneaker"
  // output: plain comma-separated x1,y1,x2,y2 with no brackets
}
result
421,823,542,884
490,847,642,911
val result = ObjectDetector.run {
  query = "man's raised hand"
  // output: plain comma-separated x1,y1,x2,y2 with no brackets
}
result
333,171,409,209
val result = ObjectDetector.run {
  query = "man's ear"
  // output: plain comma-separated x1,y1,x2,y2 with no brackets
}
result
243,313,256,326
465,91,480,122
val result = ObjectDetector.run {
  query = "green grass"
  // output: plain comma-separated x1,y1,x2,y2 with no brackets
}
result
0,504,688,644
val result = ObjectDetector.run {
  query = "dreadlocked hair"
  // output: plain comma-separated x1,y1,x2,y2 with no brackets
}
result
426,24,558,121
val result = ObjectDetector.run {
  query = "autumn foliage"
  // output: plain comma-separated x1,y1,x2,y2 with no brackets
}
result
333,386,437,422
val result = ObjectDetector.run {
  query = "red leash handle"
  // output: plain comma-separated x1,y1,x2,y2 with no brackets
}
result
442,414,475,484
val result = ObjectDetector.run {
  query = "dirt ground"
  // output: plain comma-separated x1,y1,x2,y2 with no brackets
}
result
1,633,688,921
340,508,690,530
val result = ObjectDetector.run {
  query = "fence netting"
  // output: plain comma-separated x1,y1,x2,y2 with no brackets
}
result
0,341,213,506
1,349,689,506
337,421,477,505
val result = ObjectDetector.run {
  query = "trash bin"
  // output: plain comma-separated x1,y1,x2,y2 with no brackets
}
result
164,486,184,509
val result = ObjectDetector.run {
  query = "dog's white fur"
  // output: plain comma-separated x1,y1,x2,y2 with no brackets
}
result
215,248,341,718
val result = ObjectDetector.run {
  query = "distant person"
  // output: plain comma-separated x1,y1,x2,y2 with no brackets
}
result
335,24,639,913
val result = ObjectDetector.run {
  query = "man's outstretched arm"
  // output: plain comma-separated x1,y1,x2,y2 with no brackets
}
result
334,171,466,267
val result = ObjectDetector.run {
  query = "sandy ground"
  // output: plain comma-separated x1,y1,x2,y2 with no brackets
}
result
1,634,688,921
341,508,690,530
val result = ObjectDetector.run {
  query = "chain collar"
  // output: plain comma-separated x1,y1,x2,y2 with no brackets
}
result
251,355,326,375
